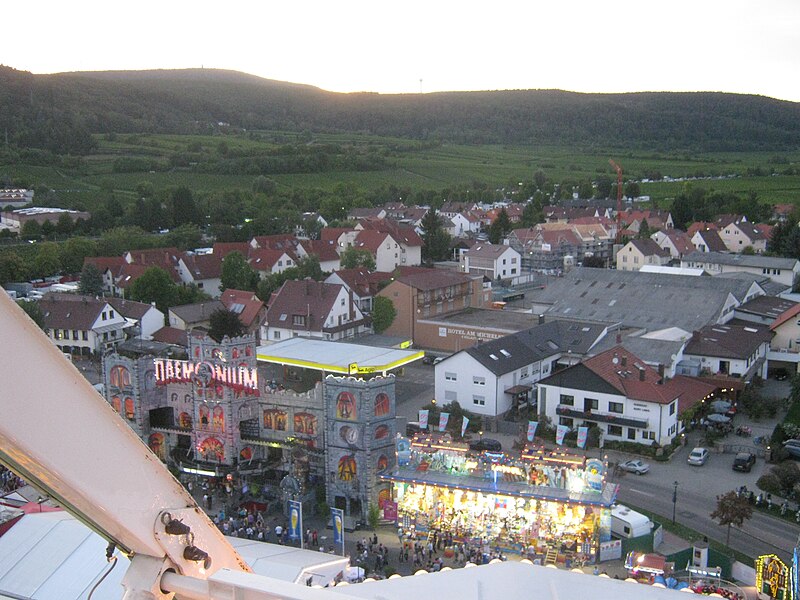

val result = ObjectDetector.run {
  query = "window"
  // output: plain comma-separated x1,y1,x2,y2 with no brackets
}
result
102,312,107,321
109,310,115,318
627,428,636,440
520,367,528,379
445,372,457,382
292,315,306,326
278,260,283,267
669,401,676,415
341,298,345,306
273,330,281,339
559,394,574,406
644,431,656,440
444,390,457,401
607,424,623,436
559,417,573,428
584,398,598,411
472,395,485,406
511,257,517,264
473,376,485,386
608,401,624,414
82,331,88,341
72,329,78,340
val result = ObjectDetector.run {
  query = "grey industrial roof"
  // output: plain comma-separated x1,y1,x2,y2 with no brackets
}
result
735,294,797,320
461,320,606,376
683,250,799,270
591,334,687,369
530,267,762,333
420,308,539,333
714,271,789,296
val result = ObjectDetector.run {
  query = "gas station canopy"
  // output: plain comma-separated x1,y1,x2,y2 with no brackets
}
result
257,338,424,375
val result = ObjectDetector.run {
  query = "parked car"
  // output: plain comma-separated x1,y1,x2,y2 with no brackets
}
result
432,357,445,365
732,452,756,472
469,438,503,453
619,459,650,475
687,447,709,466
422,355,435,365
774,368,789,381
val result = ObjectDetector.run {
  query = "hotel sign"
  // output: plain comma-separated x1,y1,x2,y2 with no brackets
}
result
154,358,259,393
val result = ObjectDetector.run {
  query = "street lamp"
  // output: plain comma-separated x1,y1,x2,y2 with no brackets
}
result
479,430,484,443
672,481,679,523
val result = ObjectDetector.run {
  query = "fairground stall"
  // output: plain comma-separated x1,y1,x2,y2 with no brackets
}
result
380,434,617,564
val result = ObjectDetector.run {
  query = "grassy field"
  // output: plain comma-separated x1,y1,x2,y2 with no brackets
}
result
2,132,799,212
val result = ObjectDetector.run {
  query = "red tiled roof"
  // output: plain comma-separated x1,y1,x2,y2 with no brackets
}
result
395,268,474,291
181,252,222,280
266,280,349,332
106,297,155,320
300,239,340,262
39,293,106,330
83,256,125,272
248,248,290,272
770,303,800,331
694,229,728,252
116,263,151,289
331,269,392,296
213,242,251,258
687,222,718,236
151,326,189,347
665,232,694,255
359,218,423,247
628,238,670,257
321,227,355,242
221,288,265,329
582,346,676,404
354,229,392,253
127,247,181,267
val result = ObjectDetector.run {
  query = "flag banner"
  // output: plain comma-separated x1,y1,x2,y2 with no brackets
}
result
439,412,450,432
331,507,345,547
418,409,429,430
461,416,469,437
577,426,589,449
556,424,569,445
527,421,538,442
288,500,303,543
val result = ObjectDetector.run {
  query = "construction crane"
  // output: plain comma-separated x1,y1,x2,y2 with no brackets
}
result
609,159,623,244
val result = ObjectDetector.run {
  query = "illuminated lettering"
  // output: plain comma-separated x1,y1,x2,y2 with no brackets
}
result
153,358,258,391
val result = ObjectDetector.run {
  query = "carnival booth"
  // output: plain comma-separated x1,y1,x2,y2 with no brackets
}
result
380,434,617,565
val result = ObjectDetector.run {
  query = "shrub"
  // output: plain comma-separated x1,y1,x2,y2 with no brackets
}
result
757,473,782,496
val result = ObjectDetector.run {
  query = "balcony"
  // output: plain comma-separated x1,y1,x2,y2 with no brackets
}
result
556,406,648,429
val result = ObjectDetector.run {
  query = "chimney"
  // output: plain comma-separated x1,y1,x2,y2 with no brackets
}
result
639,367,645,381
621,355,627,367
658,363,665,384
615,333,622,344
538,314,544,325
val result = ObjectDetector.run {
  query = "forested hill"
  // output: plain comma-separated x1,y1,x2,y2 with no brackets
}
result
2,65,800,154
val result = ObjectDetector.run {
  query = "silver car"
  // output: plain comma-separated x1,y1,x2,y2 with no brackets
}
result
619,459,650,475
687,447,709,466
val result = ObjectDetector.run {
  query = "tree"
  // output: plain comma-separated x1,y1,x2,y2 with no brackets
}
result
521,200,543,228
710,490,752,548
637,220,652,240
594,176,613,199
252,176,277,195
372,296,396,333
624,181,641,200
20,219,41,240
220,251,259,292
0,251,28,285
583,255,606,268
170,186,199,227
55,213,74,237
488,208,512,244
670,193,692,231
32,242,61,278
60,237,97,274
208,308,246,342
79,263,105,296
533,170,547,190
340,247,376,270
127,267,178,314
17,299,46,330
421,209,451,263
165,224,203,251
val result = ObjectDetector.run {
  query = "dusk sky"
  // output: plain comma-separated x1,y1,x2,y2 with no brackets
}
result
6,0,800,101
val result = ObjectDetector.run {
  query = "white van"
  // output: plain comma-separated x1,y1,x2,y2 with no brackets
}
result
611,504,653,539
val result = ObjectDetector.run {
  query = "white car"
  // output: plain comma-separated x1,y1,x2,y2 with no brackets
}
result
687,447,709,466
619,459,650,475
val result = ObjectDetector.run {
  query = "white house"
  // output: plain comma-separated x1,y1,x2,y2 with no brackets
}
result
265,280,369,341
434,320,607,419
682,251,800,288
615,239,670,271
460,244,521,280
106,297,165,340
537,346,716,447
40,293,129,355
680,322,771,380
450,212,482,237
176,252,223,297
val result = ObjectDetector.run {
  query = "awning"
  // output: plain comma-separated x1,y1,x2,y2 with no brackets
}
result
505,385,532,395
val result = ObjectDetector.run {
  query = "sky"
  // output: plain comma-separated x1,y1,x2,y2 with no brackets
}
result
4,0,800,102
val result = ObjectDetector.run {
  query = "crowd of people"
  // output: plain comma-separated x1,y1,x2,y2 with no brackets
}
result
1,466,25,493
